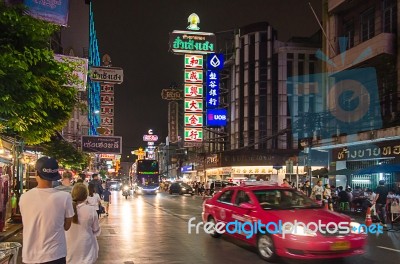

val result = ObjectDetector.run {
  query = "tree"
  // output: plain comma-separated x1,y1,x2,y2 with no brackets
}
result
0,2,78,144
42,139,90,171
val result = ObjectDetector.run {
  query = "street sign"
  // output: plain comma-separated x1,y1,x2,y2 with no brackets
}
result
89,66,124,84
143,135,159,142
81,136,122,154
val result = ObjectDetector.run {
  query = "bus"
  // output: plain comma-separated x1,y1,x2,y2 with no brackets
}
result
133,159,160,195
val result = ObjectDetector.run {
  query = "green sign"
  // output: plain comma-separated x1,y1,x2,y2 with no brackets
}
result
184,84,203,98
184,113,203,127
170,30,216,54
184,128,203,141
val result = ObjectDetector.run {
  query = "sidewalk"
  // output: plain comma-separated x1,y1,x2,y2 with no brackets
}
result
0,220,22,242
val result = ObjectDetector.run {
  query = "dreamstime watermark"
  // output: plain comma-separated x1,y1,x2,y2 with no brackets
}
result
188,217,383,239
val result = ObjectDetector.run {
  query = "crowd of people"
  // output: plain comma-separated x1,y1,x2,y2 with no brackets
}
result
19,156,111,264
291,179,400,229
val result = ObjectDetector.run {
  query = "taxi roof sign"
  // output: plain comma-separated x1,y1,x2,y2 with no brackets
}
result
240,181,279,187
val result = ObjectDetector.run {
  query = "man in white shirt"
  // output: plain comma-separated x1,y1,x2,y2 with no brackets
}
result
20,156,75,264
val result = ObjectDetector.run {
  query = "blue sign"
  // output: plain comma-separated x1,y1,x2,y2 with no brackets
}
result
207,54,224,70
181,165,194,172
206,109,227,126
24,0,70,26
206,70,219,108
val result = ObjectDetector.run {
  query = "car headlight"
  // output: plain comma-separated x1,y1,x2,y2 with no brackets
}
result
283,225,317,237
350,222,365,234
123,186,129,191
182,187,186,190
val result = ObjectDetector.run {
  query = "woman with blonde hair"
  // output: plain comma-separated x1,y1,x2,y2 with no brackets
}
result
65,183,100,264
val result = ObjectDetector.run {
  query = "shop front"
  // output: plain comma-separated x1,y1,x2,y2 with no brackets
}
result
331,140,400,190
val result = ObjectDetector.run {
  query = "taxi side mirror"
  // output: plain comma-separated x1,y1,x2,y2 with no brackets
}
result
239,202,256,210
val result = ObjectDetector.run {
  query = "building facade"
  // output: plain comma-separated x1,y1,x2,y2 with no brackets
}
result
314,0,400,190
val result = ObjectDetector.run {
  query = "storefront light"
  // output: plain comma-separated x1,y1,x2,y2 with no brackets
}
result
352,179,371,183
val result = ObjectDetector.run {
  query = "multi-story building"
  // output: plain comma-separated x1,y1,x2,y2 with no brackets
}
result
313,0,400,190
202,22,323,183
60,1,90,146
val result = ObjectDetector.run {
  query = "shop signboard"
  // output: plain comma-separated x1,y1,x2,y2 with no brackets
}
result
184,84,203,98
168,102,179,143
81,136,122,154
184,99,203,113
184,54,204,69
54,54,88,91
206,70,219,108
23,0,70,26
169,30,216,54
184,69,203,83
161,89,183,100
184,128,203,141
143,135,159,142
184,113,203,127
206,109,227,126
207,53,224,70
90,66,124,84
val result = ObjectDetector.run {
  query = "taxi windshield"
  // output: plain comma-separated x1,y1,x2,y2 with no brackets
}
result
253,189,321,210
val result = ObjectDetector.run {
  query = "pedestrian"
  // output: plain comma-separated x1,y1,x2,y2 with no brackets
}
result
87,183,102,218
373,180,389,228
102,187,112,216
19,156,74,264
78,173,89,187
66,183,100,264
89,173,103,197
323,184,334,211
55,171,73,193
302,181,312,197
281,178,290,187
311,180,324,203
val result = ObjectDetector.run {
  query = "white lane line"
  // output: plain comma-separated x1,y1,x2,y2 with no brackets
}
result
377,246,400,253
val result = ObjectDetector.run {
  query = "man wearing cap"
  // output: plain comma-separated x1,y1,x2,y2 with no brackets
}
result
19,156,75,264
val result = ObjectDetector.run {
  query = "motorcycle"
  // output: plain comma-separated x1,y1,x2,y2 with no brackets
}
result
122,185,130,199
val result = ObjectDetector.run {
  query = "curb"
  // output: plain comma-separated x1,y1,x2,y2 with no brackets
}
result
0,225,23,242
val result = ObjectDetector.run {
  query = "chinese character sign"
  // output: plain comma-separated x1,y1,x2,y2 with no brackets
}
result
184,113,203,127
184,99,203,113
185,55,204,69
206,70,219,109
184,84,203,98
184,69,203,83
184,128,203,142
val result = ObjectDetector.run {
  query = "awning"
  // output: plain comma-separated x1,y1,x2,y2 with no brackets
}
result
354,164,400,175
312,168,328,176
327,168,354,176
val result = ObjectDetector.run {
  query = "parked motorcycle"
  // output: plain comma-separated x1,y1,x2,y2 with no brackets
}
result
122,185,130,199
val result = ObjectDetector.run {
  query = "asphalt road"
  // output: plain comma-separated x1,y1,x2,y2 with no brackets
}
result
4,191,400,263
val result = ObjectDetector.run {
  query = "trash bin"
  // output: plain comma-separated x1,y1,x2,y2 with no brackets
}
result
0,242,21,264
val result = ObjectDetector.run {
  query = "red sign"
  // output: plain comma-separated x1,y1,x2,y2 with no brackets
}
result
143,135,159,142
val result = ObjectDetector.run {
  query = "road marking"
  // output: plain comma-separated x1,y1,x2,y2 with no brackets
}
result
377,246,400,253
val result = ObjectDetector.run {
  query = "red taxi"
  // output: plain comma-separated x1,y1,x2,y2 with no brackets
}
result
202,182,367,261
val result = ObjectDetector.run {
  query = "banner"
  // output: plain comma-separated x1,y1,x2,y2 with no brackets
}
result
23,0,70,26
54,54,88,91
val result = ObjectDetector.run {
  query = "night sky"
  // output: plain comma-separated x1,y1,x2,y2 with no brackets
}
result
91,0,322,160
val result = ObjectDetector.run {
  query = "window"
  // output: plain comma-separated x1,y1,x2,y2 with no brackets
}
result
235,190,251,205
217,190,234,204
343,19,355,49
383,0,397,33
361,8,375,41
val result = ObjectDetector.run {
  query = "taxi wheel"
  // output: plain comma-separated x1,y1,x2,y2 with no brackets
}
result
207,216,221,238
257,234,277,262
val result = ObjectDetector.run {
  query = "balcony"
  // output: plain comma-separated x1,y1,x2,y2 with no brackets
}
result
327,33,395,73
328,0,360,13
